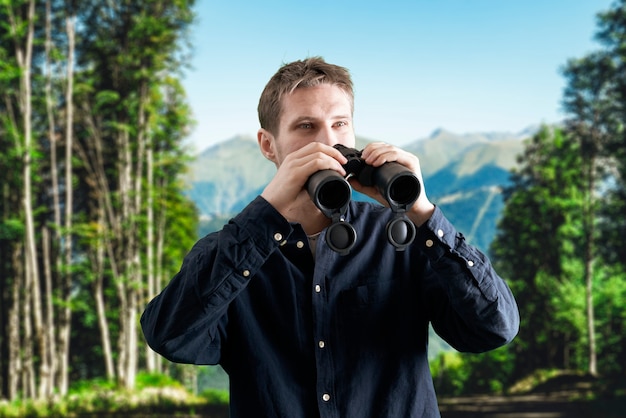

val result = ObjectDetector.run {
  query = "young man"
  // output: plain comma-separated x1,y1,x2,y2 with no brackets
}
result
141,57,519,418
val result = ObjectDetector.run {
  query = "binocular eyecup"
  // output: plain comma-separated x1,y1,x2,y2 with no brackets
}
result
306,145,421,255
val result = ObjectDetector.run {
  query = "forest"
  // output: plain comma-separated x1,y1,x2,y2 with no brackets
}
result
0,0,200,410
1,0,625,416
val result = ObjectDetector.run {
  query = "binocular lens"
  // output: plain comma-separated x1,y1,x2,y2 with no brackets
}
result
372,162,421,211
307,170,352,217
318,178,351,210
388,175,421,207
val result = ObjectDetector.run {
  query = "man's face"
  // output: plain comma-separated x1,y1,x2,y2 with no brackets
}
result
270,83,356,166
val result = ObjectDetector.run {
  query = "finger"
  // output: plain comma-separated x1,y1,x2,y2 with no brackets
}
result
361,143,403,167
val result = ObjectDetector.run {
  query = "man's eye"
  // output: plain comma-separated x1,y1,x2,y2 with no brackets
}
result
299,123,312,129
335,121,347,127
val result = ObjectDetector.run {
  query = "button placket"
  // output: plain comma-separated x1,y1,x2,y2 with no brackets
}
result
311,269,334,413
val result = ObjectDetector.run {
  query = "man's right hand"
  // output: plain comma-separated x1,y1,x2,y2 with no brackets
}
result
261,142,348,222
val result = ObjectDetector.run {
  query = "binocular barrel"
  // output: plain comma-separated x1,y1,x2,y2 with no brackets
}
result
371,162,420,212
306,170,357,255
306,170,351,217
333,144,420,212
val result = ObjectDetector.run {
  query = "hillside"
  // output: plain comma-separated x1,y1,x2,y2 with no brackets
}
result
184,128,531,252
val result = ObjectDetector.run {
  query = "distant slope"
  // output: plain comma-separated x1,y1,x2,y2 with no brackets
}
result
403,128,528,175
184,135,276,217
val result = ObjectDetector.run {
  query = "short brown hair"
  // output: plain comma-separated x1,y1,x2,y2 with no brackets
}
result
257,57,354,135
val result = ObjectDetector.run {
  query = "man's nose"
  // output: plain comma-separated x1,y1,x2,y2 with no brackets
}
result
316,125,338,146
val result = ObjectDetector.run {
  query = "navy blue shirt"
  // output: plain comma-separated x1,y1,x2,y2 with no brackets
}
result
141,196,519,418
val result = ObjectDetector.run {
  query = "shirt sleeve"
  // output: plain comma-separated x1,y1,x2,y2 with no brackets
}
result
140,196,292,364
417,206,520,353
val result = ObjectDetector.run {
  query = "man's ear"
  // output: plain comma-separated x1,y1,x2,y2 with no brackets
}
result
258,128,278,164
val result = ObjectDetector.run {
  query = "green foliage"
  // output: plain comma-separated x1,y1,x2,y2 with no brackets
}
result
199,388,230,405
431,345,517,396
491,126,587,378
68,377,118,395
430,352,469,396
135,371,182,390
0,375,228,417
594,268,626,374
0,218,24,241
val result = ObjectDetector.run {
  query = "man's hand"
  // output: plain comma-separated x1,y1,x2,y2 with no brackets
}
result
261,142,348,221
351,143,435,227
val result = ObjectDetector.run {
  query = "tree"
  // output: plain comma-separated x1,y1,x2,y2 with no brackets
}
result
561,52,616,376
594,0,626,277
491,126,587,378
1,0,42,399
490,0,626,380
72,0,196,390
560,1,626,376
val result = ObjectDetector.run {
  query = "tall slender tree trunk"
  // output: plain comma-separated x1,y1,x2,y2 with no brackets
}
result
57,13,76,396
145,127,156,372
76,104,118,380
154,177,167,374
584,155,597,376
43,0,59,397
94,201,116,380
8,246,23,401
116,127,132,388
40,226,55,397
10,0,39,399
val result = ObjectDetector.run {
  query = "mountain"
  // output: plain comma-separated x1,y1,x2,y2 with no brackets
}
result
184,128,533,252
403,128,525,176
184,135,276,218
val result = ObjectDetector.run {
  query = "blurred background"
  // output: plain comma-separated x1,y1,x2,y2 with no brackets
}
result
1,0,625,416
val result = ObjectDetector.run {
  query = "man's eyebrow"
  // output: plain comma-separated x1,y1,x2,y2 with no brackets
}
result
291,116,316,123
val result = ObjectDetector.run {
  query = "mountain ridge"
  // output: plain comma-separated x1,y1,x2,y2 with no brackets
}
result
184,127,535,252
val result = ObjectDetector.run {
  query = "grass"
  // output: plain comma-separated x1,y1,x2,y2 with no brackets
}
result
0,373,229,418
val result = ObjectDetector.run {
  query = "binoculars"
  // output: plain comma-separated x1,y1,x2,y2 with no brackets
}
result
307,144,421,255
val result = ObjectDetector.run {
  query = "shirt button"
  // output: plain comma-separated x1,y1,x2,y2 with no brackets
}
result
318,340,325,348
242,270,250,277
296,240,305,249
273,232,283,242
315,285,321,293
437,229,444,238
467,260,475,267
425,239,434,248
322,393,331,402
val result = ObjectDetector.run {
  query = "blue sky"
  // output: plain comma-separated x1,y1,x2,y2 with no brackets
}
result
183,0,615,152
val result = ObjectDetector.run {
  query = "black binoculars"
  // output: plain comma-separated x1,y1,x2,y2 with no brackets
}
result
307,144,421,255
